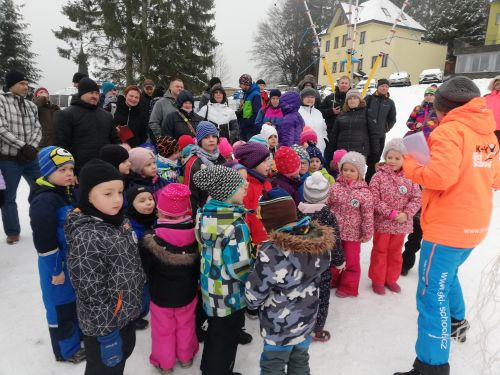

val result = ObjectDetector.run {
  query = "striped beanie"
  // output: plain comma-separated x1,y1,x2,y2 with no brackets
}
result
258,188,298,232
38,146,75,179
196,121,219,144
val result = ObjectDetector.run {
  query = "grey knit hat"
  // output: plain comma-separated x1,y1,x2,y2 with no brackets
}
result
291,144,310,162
193,165,245,202
303,171,330,204
300,87,317,100
434,76,481,113
339,151,366,177
383,138,407,160
346,89,362,100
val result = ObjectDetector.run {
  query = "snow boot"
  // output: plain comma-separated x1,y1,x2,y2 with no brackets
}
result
386,282,402,293
134,317,149,330
56,347,86,364
372,283,386,295
395,358,450,375
400,267,409,276
312,329,331,342
451,318,470,343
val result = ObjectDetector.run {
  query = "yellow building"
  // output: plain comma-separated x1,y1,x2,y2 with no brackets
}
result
317,0,447,87
486,0,500,46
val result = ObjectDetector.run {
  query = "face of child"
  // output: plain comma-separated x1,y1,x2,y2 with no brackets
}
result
309,157,322,172
385,150,404,171
270,96,279,108
254,157,270,176
48,164,75,186
300,160,310,175
347,96,360,109
229,181,248,204
119,159,131,175
267,135,278,148
88,180,124,216
200,135,218,153
141,157,157,177
341,163,360,181
133,192,155,215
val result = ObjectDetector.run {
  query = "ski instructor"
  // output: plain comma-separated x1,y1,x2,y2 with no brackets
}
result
395,76,500,375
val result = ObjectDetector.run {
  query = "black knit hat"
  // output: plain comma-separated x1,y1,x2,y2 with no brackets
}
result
78,77,100,97
256,79,266,85
193,165,245,202
126,185,153,208
176,90,194,108
258,188,298,232
99,144,129,169
434,76,481,113
5,69,28,90
72,72,88,84
377,78,390,87
208,77,222,89
269,89,281,98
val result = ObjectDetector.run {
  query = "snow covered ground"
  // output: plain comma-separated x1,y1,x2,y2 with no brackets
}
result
0,80,499,375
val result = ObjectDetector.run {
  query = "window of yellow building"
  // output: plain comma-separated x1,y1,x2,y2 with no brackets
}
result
332,62,337,73
496,13,500,25
360,31,366,45
358,58,363,71
342,34,347,47
371,56,378,68
325,40,331,52
334,36,339,49
340,61,346,72
381,54,389,67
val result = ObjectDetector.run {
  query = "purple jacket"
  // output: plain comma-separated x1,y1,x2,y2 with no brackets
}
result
278,92,304,146
271,173,301,205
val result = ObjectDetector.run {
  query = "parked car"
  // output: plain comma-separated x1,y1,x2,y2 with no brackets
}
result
419,69,443,84
233,89,243,100
389,71,411,87
356,78,376,91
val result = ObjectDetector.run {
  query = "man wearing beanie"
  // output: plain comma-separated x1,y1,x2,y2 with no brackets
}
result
365,77,397,183
237,74,262,141
149,78,184,138
396,76,500,375
65,158,145,375
54,77,120,173
0,69,42,244
246,187,333,374
193,165,253,375
72,72,87,88
160,90,203,139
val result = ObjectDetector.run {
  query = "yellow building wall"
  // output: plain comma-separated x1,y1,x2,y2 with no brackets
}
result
318,14,446,87
486,2,500,45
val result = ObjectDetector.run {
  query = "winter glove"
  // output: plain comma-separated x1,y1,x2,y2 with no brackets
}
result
97,329,123,367
0,189,4,208
16,144,38,163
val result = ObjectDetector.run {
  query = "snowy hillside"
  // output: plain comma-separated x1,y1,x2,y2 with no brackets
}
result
0,80,498,375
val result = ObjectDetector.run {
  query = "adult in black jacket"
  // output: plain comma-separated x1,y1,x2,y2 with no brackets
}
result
54,78,120,173
365,79,397,182
320,76,351,162
330,89,380,159
161,90,203,140
113,86,149,148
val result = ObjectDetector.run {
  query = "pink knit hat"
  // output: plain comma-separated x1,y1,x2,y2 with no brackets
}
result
300,126,317,145
219,137,233,158
332,149,348,164
157,183,191,217
128,147,155,174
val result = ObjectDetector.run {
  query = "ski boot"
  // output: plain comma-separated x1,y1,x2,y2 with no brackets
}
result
451,318,469,343
56,347,86,364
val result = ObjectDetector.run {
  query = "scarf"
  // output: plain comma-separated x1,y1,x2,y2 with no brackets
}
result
190,145,220,167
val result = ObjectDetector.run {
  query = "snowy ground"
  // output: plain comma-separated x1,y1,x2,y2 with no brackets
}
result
1,80,499,375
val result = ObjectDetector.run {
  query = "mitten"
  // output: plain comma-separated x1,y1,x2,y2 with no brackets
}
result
16,144,38,163
97,329,123,367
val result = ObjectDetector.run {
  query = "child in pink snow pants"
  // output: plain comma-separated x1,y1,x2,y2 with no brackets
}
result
139,183,199,372
327,151,374,297
368,139,421,295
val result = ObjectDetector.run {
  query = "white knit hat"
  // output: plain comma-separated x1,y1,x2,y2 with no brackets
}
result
339,151,366,177
303,171,330,203
383,138,407,160
260,124,278,142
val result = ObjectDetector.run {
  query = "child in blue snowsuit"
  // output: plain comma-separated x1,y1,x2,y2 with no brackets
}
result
29,146,85,363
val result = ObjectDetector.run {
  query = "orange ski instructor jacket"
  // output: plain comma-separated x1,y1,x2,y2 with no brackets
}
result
403,97,500,249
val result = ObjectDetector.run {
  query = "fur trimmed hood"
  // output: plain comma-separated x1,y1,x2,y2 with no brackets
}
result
142,233,198,266
268,221,335,255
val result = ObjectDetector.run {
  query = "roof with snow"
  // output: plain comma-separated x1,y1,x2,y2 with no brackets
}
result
339,0,425,32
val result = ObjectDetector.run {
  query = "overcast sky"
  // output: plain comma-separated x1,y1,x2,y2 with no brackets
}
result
16,0,271,92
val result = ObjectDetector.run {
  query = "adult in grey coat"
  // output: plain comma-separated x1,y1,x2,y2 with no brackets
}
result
148,78,184,137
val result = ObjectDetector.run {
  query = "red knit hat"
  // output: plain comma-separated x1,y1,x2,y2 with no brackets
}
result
178,135,195,151
34,87,49,97
300,126,317,145
274,146,301,177
157,183,191,217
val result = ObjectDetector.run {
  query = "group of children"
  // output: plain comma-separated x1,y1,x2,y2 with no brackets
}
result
28,118,422,375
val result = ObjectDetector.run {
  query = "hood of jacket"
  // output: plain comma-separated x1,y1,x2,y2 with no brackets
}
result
280,91,301,114
268,221,334,254
142,233,198,266
243,83,261,100
440,97,495,135
298,74,317,90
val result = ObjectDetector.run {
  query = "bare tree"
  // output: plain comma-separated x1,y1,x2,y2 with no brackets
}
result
207,45,232,85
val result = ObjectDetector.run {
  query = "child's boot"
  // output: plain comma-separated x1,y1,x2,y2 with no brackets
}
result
372,283,385,295
451,318,469,342
386,282,401,293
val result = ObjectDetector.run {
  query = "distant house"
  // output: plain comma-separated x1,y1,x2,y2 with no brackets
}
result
317,0,447,87
454,0,500,78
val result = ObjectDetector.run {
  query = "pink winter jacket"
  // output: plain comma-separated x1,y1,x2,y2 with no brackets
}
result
485,91,500,131
369,164,421,234
327,176,374,242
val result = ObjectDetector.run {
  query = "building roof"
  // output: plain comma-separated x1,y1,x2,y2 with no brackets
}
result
340,0,426,32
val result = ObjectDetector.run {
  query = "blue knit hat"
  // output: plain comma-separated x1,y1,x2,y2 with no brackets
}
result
101,81,116,95
306,144,326,167
38,146,75,179
196,121,219,144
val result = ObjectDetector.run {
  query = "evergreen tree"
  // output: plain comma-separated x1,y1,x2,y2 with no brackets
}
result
0,0,40,83
251,0,335,85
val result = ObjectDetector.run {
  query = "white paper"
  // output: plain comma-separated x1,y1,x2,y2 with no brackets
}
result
403,131,430,165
